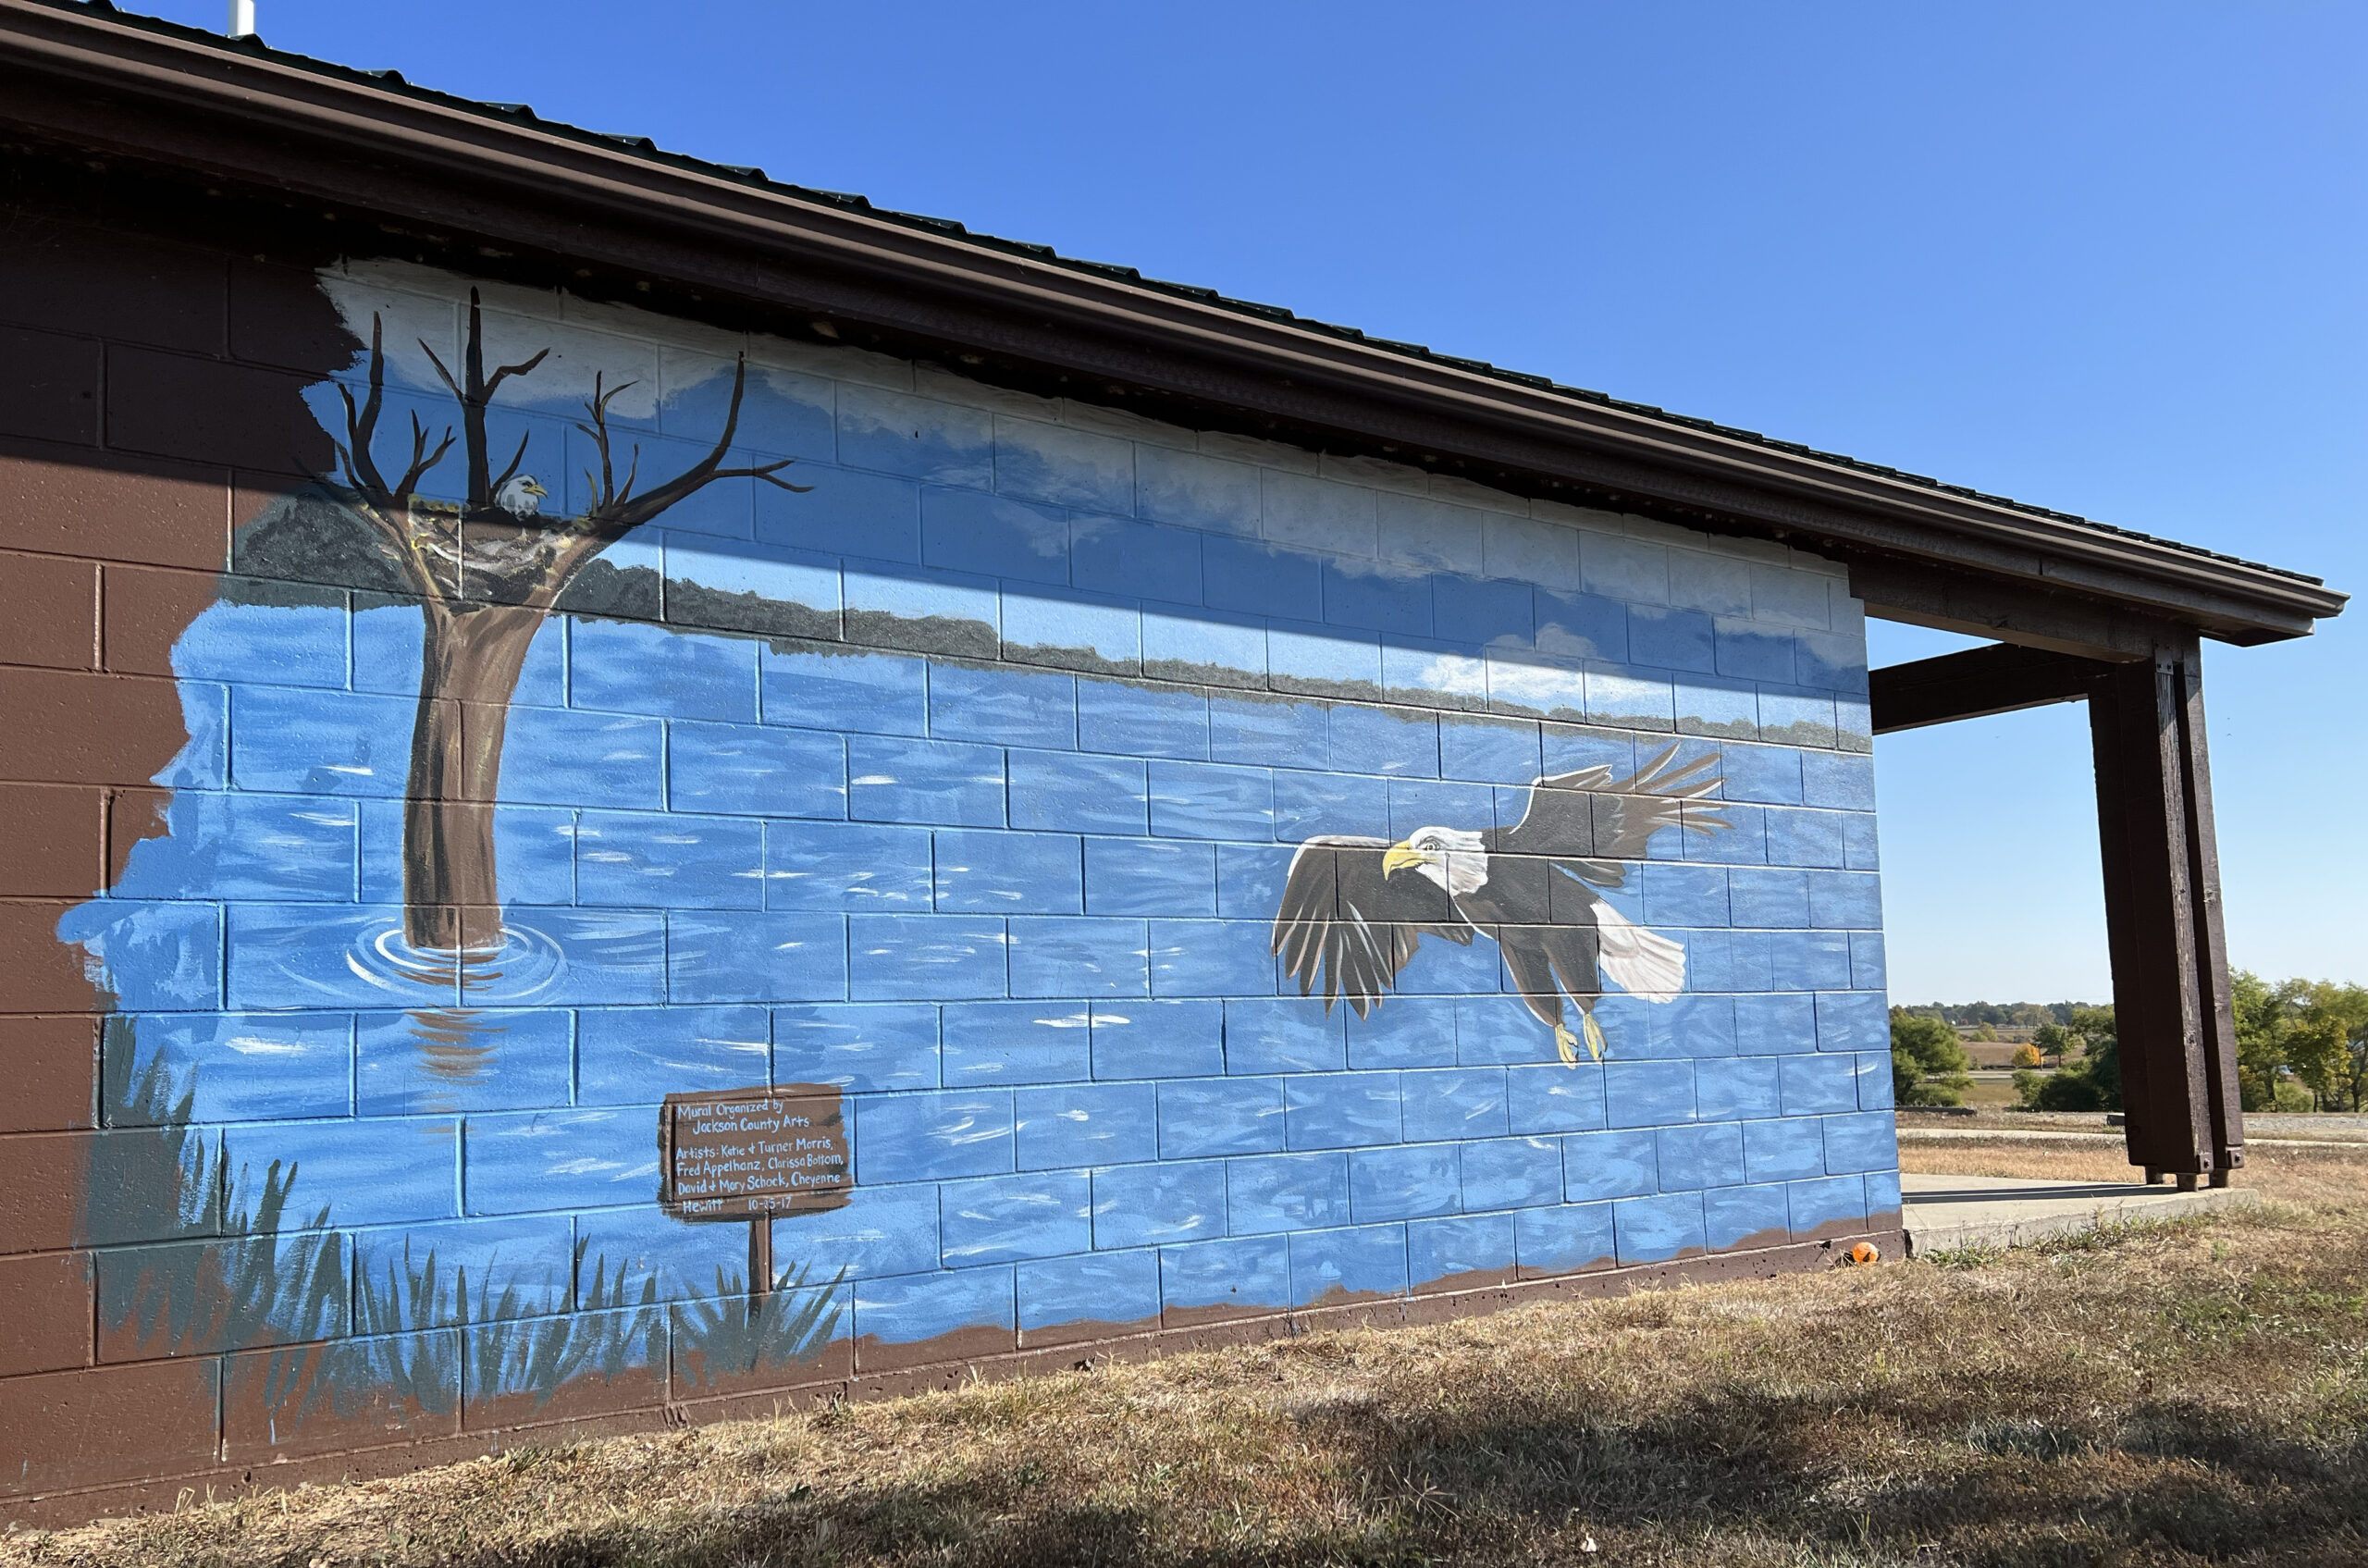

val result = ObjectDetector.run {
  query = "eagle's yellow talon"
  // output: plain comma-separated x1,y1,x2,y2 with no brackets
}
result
1583,1013,1608,1062
1554,1023,1579,1066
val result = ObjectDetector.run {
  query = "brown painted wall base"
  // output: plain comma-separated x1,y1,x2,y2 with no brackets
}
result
1,1222,1903,1530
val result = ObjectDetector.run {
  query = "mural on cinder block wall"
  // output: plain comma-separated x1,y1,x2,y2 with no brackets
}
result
54,260,1901,1458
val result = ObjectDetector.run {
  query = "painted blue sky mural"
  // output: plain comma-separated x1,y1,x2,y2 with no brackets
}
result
61,262,1899,1437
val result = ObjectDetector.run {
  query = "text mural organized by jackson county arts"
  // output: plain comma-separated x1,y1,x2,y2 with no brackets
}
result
59,261,1900,1439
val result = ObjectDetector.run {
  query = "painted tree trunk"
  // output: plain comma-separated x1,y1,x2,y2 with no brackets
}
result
401,600,548,952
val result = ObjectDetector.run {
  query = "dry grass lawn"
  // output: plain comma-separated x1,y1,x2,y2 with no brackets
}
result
8,1139,2368,1567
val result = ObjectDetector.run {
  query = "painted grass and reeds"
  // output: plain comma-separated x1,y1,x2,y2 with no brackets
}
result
91,1052,847,1433
12,1137,2368,1566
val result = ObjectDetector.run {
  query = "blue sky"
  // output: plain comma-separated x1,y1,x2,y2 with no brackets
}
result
137,1,2362,999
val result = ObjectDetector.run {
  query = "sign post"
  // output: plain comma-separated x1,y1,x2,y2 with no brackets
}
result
658,1084,852,1309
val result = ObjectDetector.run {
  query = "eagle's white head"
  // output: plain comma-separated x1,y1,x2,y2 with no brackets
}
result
495,475,549,518
1382,825,1489,897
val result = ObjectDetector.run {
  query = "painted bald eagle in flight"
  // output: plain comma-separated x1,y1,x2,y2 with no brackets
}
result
1272,743,1726,1065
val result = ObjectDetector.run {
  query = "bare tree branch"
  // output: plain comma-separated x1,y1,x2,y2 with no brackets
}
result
342,302,808,614
488,428,533,495
417,340,464,405
418,290,555,514
338,317,397,502
463,290,549,511
598,359,808,525
330,311,451,602
481,349,552,399
536,354,808,599
395,411,457,500
413,332,548,415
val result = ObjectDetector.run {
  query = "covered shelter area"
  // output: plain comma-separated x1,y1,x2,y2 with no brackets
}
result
1864,562,2335,1187
0,0,2346,1525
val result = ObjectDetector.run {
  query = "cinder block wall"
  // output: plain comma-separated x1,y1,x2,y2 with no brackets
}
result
0,222,1900,1517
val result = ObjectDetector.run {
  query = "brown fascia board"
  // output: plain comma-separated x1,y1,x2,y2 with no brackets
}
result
0,0,2345,645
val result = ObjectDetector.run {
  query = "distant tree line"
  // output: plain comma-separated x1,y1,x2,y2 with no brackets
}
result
1896,1000,2085,1029
1893,972,2368,1115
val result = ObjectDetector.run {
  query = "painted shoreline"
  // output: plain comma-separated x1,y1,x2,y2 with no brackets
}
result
0,1215,1902,1527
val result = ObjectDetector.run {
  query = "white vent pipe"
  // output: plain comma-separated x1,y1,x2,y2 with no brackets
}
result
228,1,255,38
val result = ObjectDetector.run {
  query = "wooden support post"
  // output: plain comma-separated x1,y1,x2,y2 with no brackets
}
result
2087,637,2245,1179
748,1216,773,1322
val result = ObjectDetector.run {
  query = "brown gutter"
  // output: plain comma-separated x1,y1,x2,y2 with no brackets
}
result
0,0,2343,642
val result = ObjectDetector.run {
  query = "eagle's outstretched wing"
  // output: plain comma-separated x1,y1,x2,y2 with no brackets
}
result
1490,742,1727,893
1594,743,1727,860
1272,836,1475,1018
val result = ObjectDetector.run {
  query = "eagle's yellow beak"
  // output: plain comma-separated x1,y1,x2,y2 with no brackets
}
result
522,477,549,497
1381,841,1428,877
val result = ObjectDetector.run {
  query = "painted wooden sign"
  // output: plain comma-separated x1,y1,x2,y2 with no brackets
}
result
659,1085,852,1222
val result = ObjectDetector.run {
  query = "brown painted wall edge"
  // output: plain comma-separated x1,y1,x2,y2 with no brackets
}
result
0,1222,1902,1528
0,1,2342,646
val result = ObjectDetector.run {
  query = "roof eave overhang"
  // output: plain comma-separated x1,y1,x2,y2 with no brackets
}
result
0,0,2344,648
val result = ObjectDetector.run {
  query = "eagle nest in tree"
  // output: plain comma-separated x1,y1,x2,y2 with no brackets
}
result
1270,742,1727,1065
495,474,549,516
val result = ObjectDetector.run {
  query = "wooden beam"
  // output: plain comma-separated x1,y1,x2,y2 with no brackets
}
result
1850,556,2203,662
2089,640,2244,1179
1869,643,2114,735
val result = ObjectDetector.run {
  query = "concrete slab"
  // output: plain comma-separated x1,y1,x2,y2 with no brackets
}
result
1902,1173,2260,1256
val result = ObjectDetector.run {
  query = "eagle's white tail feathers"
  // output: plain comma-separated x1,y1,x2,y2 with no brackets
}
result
1595,903,1685,1003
